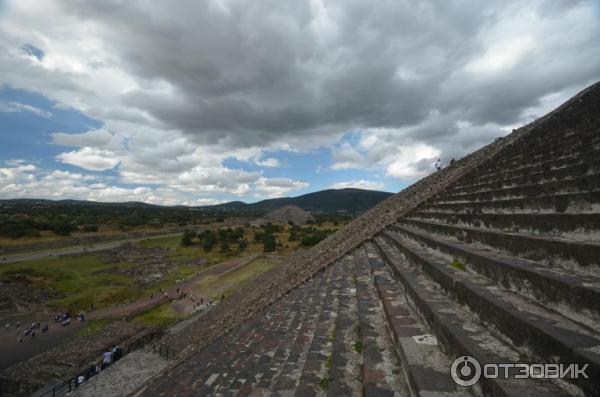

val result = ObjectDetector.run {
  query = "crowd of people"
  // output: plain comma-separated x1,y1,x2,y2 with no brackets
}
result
3,310,88,344
4,321,51,343
73,345,124,387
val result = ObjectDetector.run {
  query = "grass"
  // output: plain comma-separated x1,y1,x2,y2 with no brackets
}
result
191,258,279,300
0,254,142,312
450,258,466,271
319,375,331,391
0,225,287,321
353,340,363,353
132,302,185,328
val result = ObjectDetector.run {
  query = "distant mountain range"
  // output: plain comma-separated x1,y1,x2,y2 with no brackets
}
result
0,188,393,215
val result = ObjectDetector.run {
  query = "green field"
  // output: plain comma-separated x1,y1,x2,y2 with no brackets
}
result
0,222,345,317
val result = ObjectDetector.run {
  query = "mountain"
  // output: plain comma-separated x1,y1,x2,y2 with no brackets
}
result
209,188,393,215
0,188,393,215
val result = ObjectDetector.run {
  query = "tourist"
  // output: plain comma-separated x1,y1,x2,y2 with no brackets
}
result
30,330,35,339
18,336,22,343
42,324,49,333
112,345,123,361
4,323,9,331
85,362,97,378
102,348,113,368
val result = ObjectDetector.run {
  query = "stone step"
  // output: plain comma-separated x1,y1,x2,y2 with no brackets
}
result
396,218,600,270
294,265,343,396
434,173,600,205
471,130,598,172
353,247,407,397
251,278,324,391
475,132,598,175
370,236,571,397
386,224,600,327
215,301,298,394
375,233,600,396
443,159,600,198
454,150,600,193
421,190,600,215
270,263,341,393
407,211,600,239
326,257,362,397
362,243,468,397
145,268,333,396
214,268,335,395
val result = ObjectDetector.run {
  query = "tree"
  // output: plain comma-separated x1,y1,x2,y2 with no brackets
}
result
262,234,276,252
220,240,230,254
83,224,99,232
52,222,75,236
181,229,195,247
202,231,217,252
238,239,248,252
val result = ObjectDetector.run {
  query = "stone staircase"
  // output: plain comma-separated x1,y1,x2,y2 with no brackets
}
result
130,83,600,396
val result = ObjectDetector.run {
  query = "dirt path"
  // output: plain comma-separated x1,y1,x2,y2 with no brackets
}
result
89,255,260,320
0,232,183,264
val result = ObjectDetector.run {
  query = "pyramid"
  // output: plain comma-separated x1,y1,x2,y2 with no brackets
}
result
133,82,600,396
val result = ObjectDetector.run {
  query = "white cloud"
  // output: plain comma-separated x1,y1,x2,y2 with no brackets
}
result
0,101,52,118
255,177,309,198
331,179,385,191
255,158,281,167
56,147,120,171
51,129,114,148
331,143,366,170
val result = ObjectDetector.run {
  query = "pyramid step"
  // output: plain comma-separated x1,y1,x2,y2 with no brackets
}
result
217,299,301,394
353,248,408,397
270,263,341,393
421,190,600,215
475,133,598,175
370,237,572,397
375,233,600,396
252,278,324,390
433,173,600,205
386,225,600,327
295,266,345,395
446,159,600,198
407,211,600,239
471,132,598,175
326,257,362,397
361,243,469,397
455,151,600,193
396,218,600,270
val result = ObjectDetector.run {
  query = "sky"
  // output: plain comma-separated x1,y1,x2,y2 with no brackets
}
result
0,0,599,206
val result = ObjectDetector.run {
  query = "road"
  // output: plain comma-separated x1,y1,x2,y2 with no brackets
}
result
0,233,182,264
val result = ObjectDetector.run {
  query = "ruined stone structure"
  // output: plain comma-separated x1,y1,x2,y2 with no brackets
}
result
129,83,600,396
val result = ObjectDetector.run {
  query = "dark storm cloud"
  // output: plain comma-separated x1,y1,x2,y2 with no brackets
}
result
60,0,600,151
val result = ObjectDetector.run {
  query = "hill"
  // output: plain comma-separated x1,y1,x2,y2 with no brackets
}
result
0,188,392,216
210,188,393,215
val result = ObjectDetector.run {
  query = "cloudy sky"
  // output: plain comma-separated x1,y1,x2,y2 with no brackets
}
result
1,0,599,206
